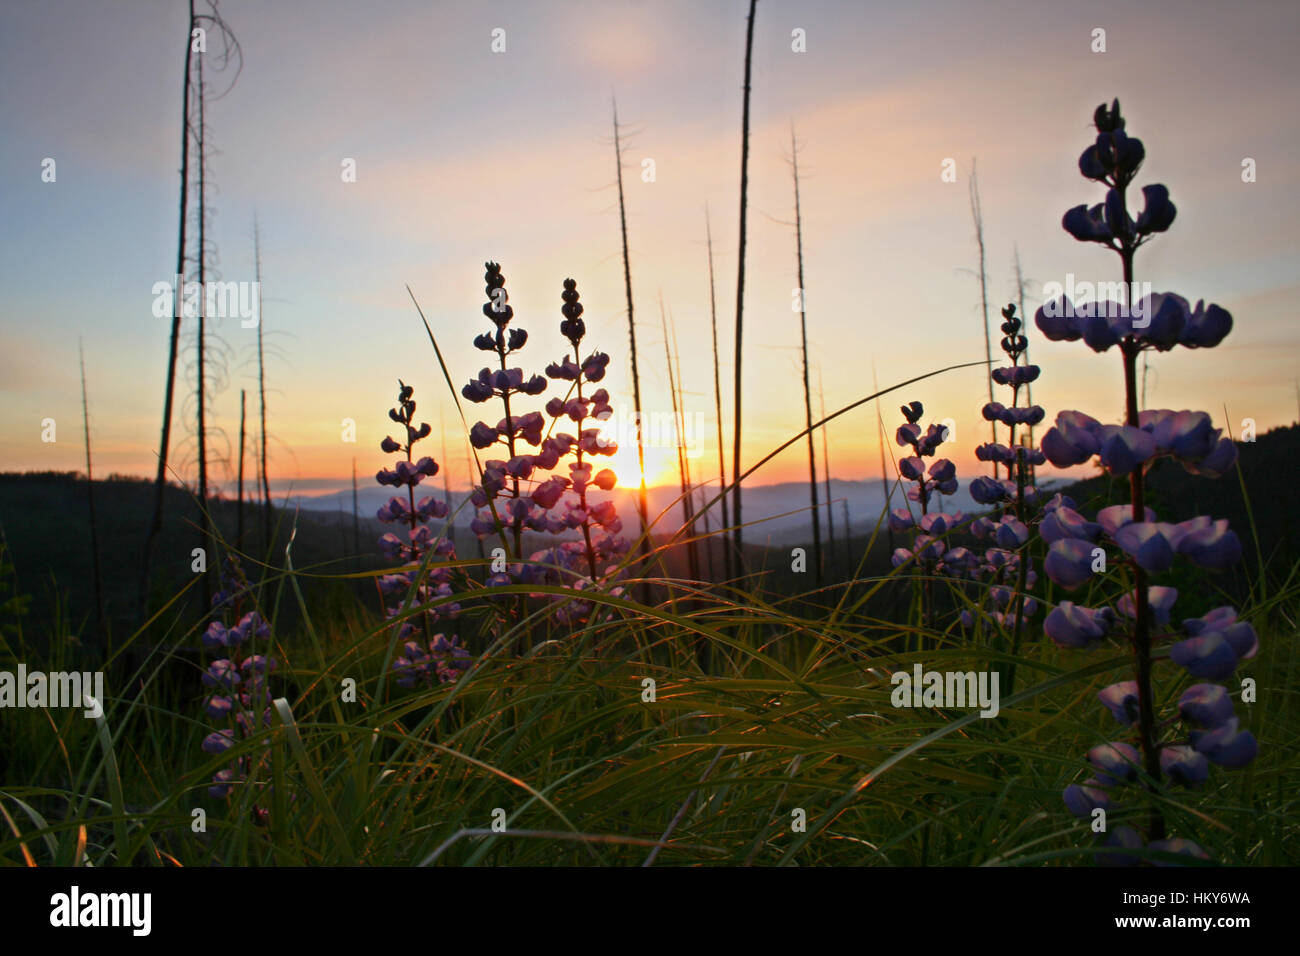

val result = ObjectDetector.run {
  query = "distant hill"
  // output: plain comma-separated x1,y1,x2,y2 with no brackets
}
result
289,477,981,548
2,424,1292,641
0,473,383,646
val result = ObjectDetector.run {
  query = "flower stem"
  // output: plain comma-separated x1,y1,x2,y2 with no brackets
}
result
1120,245,1165,841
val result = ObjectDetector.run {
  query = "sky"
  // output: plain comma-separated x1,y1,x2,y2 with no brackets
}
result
2,0,1298,499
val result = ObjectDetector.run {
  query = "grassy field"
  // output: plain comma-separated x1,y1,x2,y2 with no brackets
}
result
2,459,1295,867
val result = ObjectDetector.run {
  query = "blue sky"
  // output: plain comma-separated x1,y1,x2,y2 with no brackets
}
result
2,0,1297,494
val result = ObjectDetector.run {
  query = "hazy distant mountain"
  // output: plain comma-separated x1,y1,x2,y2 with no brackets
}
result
288,477,983,546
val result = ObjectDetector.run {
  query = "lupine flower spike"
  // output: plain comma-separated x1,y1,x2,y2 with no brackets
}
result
376,381,468,687
1040,100,1251,863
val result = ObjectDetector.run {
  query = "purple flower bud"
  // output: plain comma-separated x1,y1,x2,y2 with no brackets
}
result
900,401,923,424
888,508,915,533
381,436,401,454
975,442,1013,463
1112,521,1185,573
920,512,960,535
505,455,535,480
393,460,421,486
416,496,448,521
470,422,499,449
1145,408,1214,459
1080,309,1126,353
202,621,228,650
990,364,1040,386
1063,779,1113,817
1044,539,1099,590
1184,608,1242,639
895,423,921,448
1095,503,1153,537
1096,425,1156,476
582,351,610,381
969,476,1006,505
994,518,1029,550
1040,505,1102,544
462,377,493,403
1098,681,1139,724
1176,518,1241,569
1160,745,1209,787
899,456,925,481
516,412,546,446
1190,718,1258,768
1177,684,1234,727
1041,411,1101,467
202,729,236,754
1135,293,1187,348
1035,298,1085,341
1088,742,1141,785
1186,436,1237,478
1045,601,1111,648
1170,633,1238,680
547,357,581,381
1116,585,1178,628
202,659,241,689
237,611,270,640
1063,203,1113,243
928,458,956,482
1179,300,1232,349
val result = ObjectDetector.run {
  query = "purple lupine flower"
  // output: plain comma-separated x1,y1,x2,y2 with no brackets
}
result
1044,602,1113,648
1181,300,1233,349
202,729,236,754
1176,518,1242,569
1095,425,1156,476
1177,684,1234,728
1039,505,1101,545
994,517,1029,550
375,379,467,684
208,769,236,799
1098,681,1139,724
1116,585,1178,628
1063,779,1113,817
1046,98,1254,860
1169,633,1238,680
1159,746,1209,787
202,621,229,650
1040,410,1102,467
202,659,241,689
1111,522,1184,573
969,476,1006,504
1189,719,1258,768
1135,184,1176,235
1087,742,1142,785
1044,538,1098,590
1095,503,1154,537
